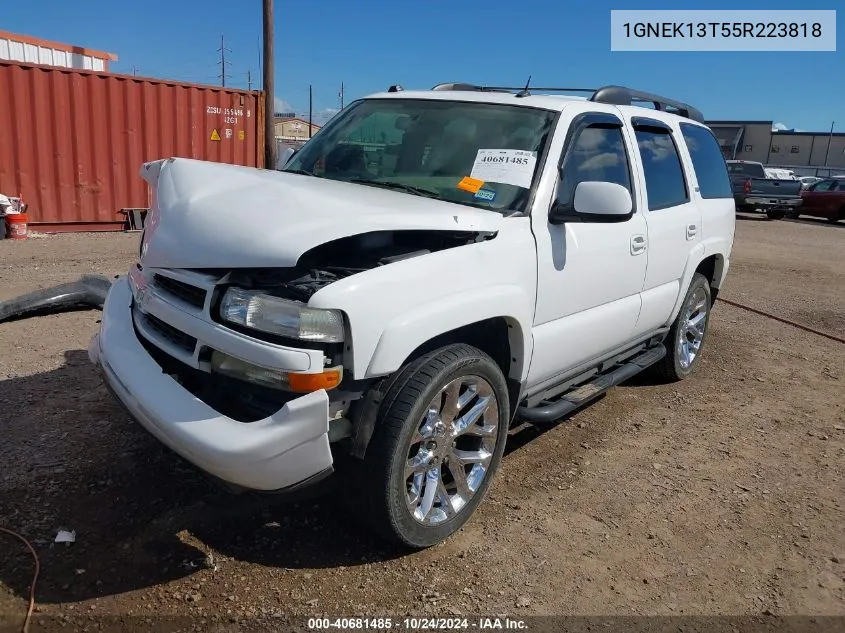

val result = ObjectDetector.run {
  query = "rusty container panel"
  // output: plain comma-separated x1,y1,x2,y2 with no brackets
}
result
0,61,263,230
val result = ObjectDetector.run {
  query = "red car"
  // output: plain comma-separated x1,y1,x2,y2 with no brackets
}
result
797,177,845,223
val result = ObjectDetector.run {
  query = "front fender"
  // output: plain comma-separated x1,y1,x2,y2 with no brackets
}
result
366,285,533,380
306,218,538,381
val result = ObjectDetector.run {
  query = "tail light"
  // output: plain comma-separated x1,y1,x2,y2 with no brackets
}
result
744,179,752,194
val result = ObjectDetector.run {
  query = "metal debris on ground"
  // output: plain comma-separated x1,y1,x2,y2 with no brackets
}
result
54,529,76,544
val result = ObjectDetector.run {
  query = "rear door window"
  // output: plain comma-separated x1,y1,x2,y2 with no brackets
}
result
680,124,733,199
635,128,689,211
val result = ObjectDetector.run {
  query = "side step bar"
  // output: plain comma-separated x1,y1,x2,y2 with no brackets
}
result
516,343,667,425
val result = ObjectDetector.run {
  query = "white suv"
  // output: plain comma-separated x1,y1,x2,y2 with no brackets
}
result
89,83,735,548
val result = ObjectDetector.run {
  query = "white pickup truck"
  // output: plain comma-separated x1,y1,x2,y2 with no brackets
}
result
89,83,735,548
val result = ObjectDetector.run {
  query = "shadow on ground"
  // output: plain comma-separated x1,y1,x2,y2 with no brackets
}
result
783,216,845,229
0,350,405,606
0,345,662,606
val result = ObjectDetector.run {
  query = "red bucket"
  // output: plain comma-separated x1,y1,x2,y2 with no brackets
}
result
5,213,28,239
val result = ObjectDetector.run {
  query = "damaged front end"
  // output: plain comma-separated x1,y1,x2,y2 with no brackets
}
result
126,228,492,434
221,229,493,301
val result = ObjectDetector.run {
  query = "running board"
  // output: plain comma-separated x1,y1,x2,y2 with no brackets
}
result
516,343,667,425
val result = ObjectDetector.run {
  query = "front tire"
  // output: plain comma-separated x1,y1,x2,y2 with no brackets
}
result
652,273,712,382
355,344,510,549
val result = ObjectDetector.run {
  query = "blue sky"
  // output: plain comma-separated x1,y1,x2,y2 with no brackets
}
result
4,0,842,131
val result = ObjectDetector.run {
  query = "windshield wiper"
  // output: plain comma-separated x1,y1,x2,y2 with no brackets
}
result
347,178,441,199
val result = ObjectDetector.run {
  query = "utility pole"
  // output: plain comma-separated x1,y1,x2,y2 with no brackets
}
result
339,82,344,110
217,35,232,87
262,0,276,169
309,85,313,138
131,65,138,76
247,70,253,91
823,121,835,166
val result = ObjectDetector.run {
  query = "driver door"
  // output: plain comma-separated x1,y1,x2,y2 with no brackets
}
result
527,109,648,390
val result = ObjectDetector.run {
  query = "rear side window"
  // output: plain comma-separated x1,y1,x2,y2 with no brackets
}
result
811,180,838,192
635,128,689,210
680,124,733,199
727,162,766,178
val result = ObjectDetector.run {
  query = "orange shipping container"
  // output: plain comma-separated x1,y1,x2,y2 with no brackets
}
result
0,61,265,231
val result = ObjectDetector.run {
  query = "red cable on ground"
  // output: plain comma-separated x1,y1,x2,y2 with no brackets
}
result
0,527,39,633
718,297,845,345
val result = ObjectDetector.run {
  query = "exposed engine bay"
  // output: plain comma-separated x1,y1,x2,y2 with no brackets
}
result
218,229,493,300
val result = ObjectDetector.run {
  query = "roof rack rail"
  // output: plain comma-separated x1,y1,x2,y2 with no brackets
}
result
428,82,704,123
590,85,704,123
431,82,513,93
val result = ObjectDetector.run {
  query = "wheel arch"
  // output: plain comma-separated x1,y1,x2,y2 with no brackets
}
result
694,253,726,304
363,285,533,384
668,249,725,323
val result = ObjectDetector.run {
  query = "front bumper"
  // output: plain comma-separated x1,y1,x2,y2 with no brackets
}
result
89,278,334,492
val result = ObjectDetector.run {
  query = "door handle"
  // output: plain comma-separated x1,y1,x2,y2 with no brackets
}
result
630,234,647,255
686,224,698,240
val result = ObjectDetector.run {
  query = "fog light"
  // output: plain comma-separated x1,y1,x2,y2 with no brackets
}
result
210,350,342,393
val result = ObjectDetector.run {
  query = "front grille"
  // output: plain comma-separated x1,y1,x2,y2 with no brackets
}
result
142,312,198,353
153,274,207,309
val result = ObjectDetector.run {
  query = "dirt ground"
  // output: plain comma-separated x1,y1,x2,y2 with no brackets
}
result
1,216,843,627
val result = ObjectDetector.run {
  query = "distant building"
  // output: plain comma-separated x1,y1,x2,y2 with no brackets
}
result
0,30,117,72
707,119,845,174
274,117,321,142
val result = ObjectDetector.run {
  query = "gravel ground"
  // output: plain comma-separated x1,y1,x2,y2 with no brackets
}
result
0,218,843,627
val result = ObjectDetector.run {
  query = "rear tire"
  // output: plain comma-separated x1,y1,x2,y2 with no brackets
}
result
352,344,510,549
651,273,712,382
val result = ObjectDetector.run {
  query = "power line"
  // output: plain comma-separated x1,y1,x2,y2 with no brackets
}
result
217,35,232,87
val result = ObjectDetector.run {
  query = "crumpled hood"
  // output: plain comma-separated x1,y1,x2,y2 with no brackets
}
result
138,158,502,269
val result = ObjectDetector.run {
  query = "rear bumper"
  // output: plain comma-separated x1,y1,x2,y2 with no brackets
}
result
740,197,803,209
89,278,334,492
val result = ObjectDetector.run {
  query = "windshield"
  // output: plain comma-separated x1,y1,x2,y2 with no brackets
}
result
284,98,558,214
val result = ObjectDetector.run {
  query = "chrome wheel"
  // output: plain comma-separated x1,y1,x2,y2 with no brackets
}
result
677,286,708,369
405,375,499,525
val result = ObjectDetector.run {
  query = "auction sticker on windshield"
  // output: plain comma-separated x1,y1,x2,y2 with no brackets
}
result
470,149,537,189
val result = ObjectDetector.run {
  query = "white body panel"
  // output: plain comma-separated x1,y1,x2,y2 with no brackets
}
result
528,102,647,386
89,88,736,493
91,279,333,491
623,114,704,335
309,217,537,381
139,159,502,270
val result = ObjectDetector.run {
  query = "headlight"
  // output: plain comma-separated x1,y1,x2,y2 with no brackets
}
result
219,287,345,343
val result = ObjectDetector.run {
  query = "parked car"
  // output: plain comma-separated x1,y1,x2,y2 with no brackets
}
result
89,83,735,548
726,160,802,220
796,178,845,223
799,176,824,190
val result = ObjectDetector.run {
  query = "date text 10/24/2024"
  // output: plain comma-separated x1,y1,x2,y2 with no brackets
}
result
307,617,528,630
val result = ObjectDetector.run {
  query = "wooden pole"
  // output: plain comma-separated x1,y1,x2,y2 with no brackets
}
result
262,0,275,169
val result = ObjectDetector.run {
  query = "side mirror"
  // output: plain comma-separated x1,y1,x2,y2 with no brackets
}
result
549,181,633,224
276,147,298,170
